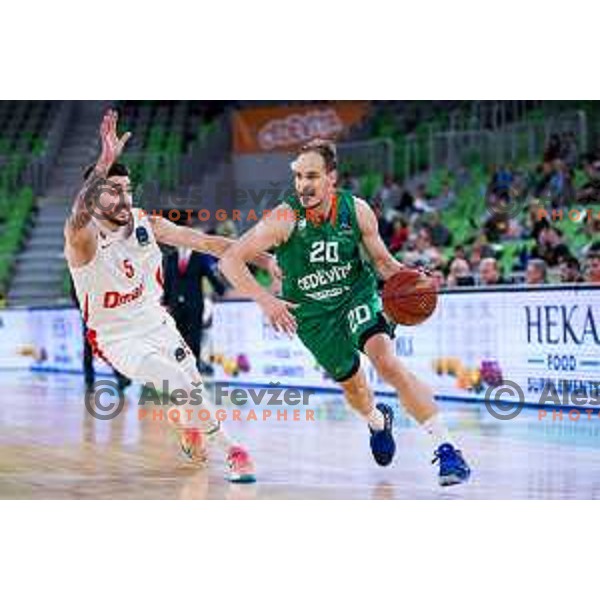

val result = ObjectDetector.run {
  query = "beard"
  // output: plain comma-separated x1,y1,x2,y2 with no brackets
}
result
104,210,132,227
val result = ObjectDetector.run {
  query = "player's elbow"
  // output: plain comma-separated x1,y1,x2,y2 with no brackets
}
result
218,248,236,280
219,245,253,280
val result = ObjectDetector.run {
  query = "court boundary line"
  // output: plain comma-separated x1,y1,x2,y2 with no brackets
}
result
3,367,600,415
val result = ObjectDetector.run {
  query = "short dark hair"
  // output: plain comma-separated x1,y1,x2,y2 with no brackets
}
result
298,139,337,172
588,251,600,262
83,162,130,181
563,255,580,270
588,241,600,254
529,258,548,278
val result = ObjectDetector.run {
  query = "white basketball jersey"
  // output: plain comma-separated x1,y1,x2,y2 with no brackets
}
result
69,208,166,342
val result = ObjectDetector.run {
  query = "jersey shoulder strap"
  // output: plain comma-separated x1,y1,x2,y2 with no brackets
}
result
337,189,362,240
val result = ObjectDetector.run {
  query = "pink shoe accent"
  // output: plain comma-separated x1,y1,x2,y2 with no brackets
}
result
226,446,256,483
179,428,208,464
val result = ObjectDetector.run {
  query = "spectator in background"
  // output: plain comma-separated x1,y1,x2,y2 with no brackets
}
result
389,216,409,253
469,235,495,273
340,172,361,195
524,198,551,241
376,174,402,209
456,165,471,189
561,131,579,169
531,225,571,267
470,245,483,273
546,160,574,206
489,164,514,197
526,258,548,285
503,215,524,240
582,213,600,246
434,182,456,211
485,186,525,241
452,244,467,262
584,252,600,284
412,183,434,216
373,201,393,247
447,258,473,288
163,219,228,371
581,235,600,261
483,207,511,243
216,219,238,239
577,153,600,204
479,258,505,286
426,211,453,247
559,256,584,283
396,188,415,214
413,227,443,268
430,269,446,291
544,134,562,163
533,161,555,199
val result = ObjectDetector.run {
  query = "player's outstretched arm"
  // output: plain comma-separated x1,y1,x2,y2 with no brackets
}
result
150,215,234,255
355,197,405,280
148,215,281,279
218,205,298,335
64,110,131,267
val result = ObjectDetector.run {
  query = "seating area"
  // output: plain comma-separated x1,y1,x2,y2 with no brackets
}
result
369,149,600,287
369,101,544,181
0,102,56,303
0,101,56,188
0,187,35,303
113,101,224,190
1,100,599,305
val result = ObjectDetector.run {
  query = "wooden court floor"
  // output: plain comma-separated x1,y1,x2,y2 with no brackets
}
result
2,371,600,499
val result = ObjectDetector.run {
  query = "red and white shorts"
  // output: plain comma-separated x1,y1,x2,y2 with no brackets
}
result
92,315,201,391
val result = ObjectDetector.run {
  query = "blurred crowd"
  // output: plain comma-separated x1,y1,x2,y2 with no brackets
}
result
364,131,600,289
188,131,600,293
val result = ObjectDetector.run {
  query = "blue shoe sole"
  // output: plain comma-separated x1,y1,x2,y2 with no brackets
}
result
227,473,257,484
439,472,471,486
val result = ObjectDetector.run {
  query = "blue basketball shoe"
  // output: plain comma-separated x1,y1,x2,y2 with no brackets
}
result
369,403,396,466
432,443,471,486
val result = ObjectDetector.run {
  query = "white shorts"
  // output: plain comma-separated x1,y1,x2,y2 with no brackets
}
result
98,316,201,391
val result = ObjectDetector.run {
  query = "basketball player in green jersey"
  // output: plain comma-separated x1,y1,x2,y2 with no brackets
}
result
220,140,470,485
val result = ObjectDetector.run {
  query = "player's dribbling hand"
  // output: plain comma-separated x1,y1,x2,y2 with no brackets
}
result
259,295,297,336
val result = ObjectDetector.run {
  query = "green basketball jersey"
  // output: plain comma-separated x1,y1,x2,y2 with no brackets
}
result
274,190,378,321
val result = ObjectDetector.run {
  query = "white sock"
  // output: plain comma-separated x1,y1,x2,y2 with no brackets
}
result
204,421,236,454
421,413,452,449
365,406,385,431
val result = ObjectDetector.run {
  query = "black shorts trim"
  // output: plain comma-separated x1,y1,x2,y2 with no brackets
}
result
333,353,361,383
357,313,394,352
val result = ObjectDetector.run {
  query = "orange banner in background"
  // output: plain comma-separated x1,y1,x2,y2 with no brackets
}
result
233,102,370,154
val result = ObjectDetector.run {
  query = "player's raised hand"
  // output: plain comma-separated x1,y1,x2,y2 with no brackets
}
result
97,109,132,173
259,295,297,336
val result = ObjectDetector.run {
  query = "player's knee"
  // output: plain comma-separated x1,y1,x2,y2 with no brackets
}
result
374,354,405,384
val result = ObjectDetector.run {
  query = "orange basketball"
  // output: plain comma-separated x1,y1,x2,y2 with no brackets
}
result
382,269,438,326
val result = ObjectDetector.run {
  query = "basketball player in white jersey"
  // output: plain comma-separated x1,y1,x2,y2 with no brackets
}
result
65,110,274,483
